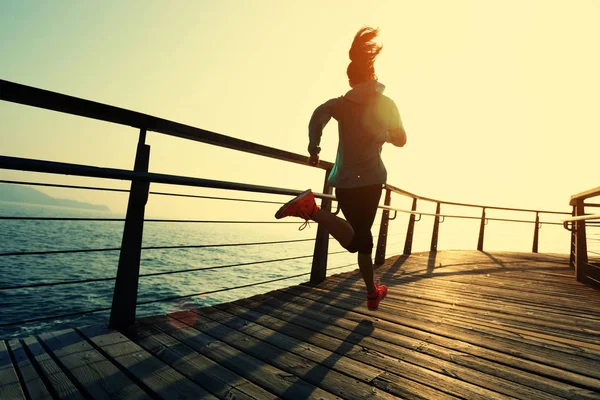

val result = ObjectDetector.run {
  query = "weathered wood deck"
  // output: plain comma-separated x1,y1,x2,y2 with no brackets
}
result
2,250,600,399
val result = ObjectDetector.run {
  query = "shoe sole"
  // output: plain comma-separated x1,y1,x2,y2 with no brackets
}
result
275,189,312,219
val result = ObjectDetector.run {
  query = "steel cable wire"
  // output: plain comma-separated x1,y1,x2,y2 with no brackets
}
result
0,179,287,204
0,251,352,326
136,261,346,306
0,238,316,257
0,249,347,290
0,216,300,223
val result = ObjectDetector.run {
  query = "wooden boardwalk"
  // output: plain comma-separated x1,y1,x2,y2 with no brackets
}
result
2,250,600,399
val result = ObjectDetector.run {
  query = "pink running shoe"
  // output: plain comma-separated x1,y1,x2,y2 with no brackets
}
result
275,190,320,229
367,282,387,311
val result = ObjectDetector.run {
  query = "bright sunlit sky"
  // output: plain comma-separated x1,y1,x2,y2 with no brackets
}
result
1,0,599,218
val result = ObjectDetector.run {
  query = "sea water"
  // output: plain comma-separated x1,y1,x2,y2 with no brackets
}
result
0,200,571,339
0,201,361,339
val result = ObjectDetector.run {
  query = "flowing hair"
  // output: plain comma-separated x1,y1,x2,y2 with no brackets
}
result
347,27,382,86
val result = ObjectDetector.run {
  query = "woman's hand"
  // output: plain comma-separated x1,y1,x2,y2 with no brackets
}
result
308,154,320,166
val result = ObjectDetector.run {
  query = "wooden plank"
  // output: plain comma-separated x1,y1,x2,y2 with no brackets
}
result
377,282,600,344
21,336,84,400
393,275,600,320
273,287,600,400
415,274,600,310
38,328,148,400
282,285,600,393
219,291,596,400
377,256,587,293
382,284,600,355
320,273,600,346
306,282,600,377
375,288,600,354
190,307,385,384
191,304,461,400
0,340,25,400
77,324,216,400
321,276,599,343
210,300,566,400
144,314,341,400
419,270,598,299
127,321,278,400
168,310,404,400
385,252,575,279
7,339,52,400
395,278,600,322
394,277,600,323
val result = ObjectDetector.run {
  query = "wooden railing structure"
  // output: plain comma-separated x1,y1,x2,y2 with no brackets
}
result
563,187,600,288
0,79,583,333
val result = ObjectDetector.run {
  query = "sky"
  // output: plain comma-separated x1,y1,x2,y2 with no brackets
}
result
1,0,599,223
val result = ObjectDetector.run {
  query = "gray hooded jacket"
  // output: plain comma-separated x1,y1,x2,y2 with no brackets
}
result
308,80,403,188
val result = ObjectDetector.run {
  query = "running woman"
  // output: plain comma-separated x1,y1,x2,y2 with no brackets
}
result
275,27,407,310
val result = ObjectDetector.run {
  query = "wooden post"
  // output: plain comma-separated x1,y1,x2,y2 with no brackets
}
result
569,205,576,269
574,200,588,283
430,202,441,252
477,208,486,251
375,188,392,265
403,198,418,255
532,212,540,253
310,169,332,284
109,129,150,330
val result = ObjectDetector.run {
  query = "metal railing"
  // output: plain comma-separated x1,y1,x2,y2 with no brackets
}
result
562,186,600,288
373,184,570,265
0,79,576,333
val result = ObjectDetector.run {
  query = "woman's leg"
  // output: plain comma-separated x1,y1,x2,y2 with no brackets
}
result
358,252,376,293
313,209,354,248
339,185,382,293
313,206,377,294
274,189,355,247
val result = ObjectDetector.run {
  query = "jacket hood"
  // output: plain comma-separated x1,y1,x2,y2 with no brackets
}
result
344,80,385,104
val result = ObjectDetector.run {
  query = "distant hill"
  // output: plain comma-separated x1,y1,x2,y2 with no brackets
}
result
0,184,110,211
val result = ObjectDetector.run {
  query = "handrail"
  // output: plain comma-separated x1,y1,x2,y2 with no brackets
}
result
385,183,570,215
0,179,286,204
562,214,600,223
0,79,334,171
378,205,560,224
567,187,600,288
0,155,336,201
0,158,565,228
570,186,600,206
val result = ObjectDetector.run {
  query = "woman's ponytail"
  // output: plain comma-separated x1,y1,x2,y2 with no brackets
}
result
347,27,382,86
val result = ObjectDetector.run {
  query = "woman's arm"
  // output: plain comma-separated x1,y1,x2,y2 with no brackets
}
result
308,97,342,156
387,100,407,147
389,126,407,147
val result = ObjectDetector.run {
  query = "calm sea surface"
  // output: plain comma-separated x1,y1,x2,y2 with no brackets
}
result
0,200,571,339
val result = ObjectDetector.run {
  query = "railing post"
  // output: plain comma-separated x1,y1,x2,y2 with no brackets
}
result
570,205,576,269
403,198,418,255
532,212,540,253
574,199,588,283
109,128,150,330
477,207,486,251
430,202,441,252
310,169,332,284
375,188,392,265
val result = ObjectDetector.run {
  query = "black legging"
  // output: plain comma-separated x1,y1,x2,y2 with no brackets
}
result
335,184,383,254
